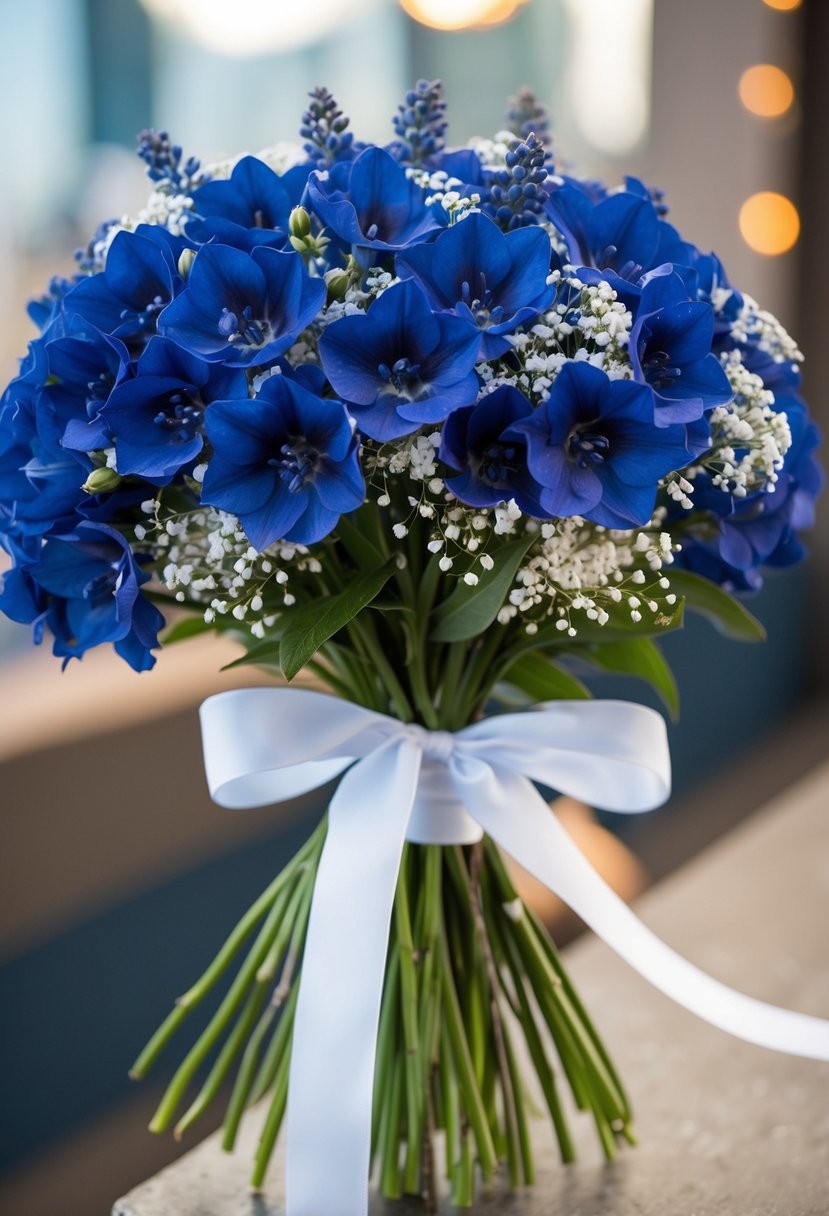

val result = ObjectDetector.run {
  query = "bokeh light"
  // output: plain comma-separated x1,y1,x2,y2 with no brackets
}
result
761,0,802,10
138,0,372,56
739,191,800,255
400,0,527,31
739,64,795,117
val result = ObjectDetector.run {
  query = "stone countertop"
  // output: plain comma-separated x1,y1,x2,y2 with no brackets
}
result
114,760,829,1216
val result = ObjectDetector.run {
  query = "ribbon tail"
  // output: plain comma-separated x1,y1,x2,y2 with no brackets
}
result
461,763,829,1062
286,737,422,1216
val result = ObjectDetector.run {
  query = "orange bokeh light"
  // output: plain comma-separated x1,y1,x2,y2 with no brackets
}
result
762,0,802,10
739,192,800,256
400,0,527,31
739,64,795,118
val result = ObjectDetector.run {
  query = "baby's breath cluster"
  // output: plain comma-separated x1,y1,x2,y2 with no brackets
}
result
134,499,315,640
690,350,791,498
499,518,677,635
2,81,819,678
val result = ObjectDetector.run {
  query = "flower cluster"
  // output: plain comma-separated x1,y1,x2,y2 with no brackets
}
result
0,82,822,669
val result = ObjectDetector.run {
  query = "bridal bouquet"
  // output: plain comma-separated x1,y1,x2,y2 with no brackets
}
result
1,82,824,1212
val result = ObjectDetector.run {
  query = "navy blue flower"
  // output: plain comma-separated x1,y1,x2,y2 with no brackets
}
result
507,362,694,528
306,146,440,254
0,346,94,542
300,87,357,166
99,337,248,483
395,212,554,359
10,522,164,670
157,244,325,367
62,226,184,347
545,185,654,277
505,86,553,149
318,279,480,441
187,156,310,250
42,315,131,454
389,79,447,167
28,274,79,332
630,271,733,424
680,395,823,587
201,374,364,550
136,129,202,193
439,385,545,513
482,133,549,232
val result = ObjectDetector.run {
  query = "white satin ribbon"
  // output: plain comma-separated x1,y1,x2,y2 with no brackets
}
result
200,688,829,1216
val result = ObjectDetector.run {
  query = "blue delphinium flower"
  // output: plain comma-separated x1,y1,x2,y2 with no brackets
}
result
187,156,310,250
0,534,48,639
100,338,248,483
395,212,555,359
546,185,658,280
306,146,440,255
389,79,447,167
28,274,79,332
136,128,202,193
504,86,553,151
9,522,164,670
507,362,694,528
0,343,94,541
62,226,184,347
439,385,546,514
318,279,480,441
43,315,131,454
678,395,823,588
201,374,364,550
300,87,357,166
157,244,325,367
629,271,733,424
483,133,549,231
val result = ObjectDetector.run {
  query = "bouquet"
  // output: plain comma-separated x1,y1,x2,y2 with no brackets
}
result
1,81,825,1213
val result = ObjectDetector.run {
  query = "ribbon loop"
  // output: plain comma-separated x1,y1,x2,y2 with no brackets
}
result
197,687,829,1216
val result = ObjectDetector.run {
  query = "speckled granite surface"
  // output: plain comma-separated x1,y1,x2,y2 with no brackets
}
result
114,761,829,1216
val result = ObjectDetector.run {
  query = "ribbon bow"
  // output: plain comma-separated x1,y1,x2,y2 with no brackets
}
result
200,688,829,1216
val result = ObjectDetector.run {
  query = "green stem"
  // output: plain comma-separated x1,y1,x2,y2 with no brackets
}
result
502,1016,534,1185
129,827,320,1080
439,1020,459,1183
467,843,522,1188
437,933,498,1179
249,980,299,1105
435,640,471,729
222,1004,276,1151
394,850,423,1193
527,906,633,1124
349,613,413,722
250,1047,291,1190
371,947,401,1165
485,888,575,1163
174,982,268,1140
148,884,294,1134
380,1051,405,1199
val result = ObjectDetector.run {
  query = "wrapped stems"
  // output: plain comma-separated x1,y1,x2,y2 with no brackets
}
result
132,824,633,1200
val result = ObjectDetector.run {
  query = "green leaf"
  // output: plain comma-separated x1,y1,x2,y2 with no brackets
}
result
279,559,396,681
430,536,534,643
499,652,592,702
532,596,685,647
335,514,387,570
162,615,218,645
220,639,282,673
668,569,766,642
583,637,679,720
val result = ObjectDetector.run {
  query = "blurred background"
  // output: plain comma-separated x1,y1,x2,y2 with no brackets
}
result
0,0,827,1211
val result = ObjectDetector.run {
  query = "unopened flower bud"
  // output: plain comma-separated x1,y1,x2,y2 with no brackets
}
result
325,269,351,303
289,206,311,239
82,467,122,495
177,248,196,279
